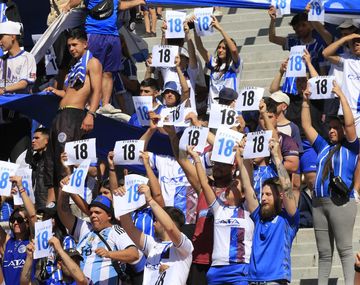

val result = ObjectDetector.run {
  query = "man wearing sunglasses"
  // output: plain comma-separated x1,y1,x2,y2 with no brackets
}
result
1,175,37,285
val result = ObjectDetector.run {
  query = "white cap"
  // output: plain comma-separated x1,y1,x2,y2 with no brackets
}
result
338,19,358,29
0,21,22,35
179,47,189,58
270,91,290,105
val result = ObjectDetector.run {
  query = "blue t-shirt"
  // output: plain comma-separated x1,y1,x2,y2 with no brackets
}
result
85,0,119,36
129,104,163,127
313,135,359,198
253,165,278,201
249,206,300,282
282,33,327,95
3,238,33,285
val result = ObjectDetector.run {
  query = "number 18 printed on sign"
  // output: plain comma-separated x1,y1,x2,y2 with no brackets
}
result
0,161,20,196
151,45,178,68
62,159,91,195
243,131,272,159
114,140,145,165
64,138,96,165
34,219,52,259
194,8,214,37
286,45,306,78
113,174,148,217
166,10,186,39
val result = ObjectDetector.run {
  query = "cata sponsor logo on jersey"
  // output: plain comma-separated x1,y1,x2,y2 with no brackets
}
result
215,218,243,226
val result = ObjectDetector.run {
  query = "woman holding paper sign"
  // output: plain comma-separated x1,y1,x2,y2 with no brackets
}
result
301,81,358,284
187,145,254,285
194,15,241,108
1,175,36,285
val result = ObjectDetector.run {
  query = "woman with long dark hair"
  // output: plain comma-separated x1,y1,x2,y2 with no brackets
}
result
301,81,358,284
194,15,242,109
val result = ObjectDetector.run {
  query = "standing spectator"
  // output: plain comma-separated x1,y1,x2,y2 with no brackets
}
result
57,189,139,284
63,0,145,110
142,4,157,37
268,7,327,94
237,138,299,284
25,127,49,210
0,21,35,162
121,184,193,285
194,15,241,108
301,81,358,284
44,28,102,204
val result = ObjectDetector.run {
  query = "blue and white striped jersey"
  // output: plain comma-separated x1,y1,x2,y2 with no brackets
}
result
73,219,135,285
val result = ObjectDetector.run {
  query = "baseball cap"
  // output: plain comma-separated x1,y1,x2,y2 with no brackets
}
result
215,87,238,101
179,47,189,58
270,91,290,106
337,19,358,29
57,236,83,261
161,81,181,98
89,195,113,216
0,21,22,35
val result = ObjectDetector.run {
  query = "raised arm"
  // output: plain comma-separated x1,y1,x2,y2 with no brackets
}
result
268,6,287,47
332,80,357,142
140,124,157,150
175,55,190,103
184,19,198,70
269,138,297,215
269,59,287,93
139,184,183,246
187,146,216,205
140,151,165,207
322,34,360,63
235,141,259,213
119,211,145,249
10,176,37,230
301,85,318,144
303,49,319,78
163,125,202,195
49,237,88,285
57,177,76,232
107,151,118,191
194,26,210,63
211,16,239,64
20,241,35,285
259,99,279,141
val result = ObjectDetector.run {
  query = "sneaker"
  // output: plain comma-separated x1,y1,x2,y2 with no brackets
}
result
98,104,122,114
142,32,153,38
151,32,157,37
129,21,136,32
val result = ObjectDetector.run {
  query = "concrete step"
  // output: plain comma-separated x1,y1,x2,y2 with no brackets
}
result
292,278,344,285
294,227,360,242
292,265,345,282
291,242,360,255
239,78,275,88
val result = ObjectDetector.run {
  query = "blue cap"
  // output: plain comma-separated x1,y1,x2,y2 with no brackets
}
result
216,87,238,101
161,81,181,98
58,236,83,260
89,195,113,215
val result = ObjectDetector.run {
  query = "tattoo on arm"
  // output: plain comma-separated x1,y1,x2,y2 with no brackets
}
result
275,161,294,199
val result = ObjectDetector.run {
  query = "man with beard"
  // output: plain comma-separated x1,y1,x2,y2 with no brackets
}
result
236,138,299,284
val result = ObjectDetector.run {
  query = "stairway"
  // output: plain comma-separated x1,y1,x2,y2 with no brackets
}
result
134,7,360,284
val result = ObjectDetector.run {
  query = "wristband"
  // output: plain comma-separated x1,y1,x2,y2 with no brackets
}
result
355,264,360,273
87,110,97,118
19,187,25,194
109,168,115,172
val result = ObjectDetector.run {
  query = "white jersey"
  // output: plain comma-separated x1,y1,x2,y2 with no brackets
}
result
73,219,135,285
210,199,254,266
159,65,198,92
142,233,193,285
206,54,243,108
0,50,36,92
148,152,212,224
340,55,360,115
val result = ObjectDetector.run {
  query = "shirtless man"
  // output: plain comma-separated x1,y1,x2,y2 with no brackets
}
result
44,28,102,205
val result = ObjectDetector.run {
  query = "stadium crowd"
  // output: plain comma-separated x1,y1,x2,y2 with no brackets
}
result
0,0,359,284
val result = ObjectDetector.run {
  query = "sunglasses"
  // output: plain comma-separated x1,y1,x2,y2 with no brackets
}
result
9,215,26,225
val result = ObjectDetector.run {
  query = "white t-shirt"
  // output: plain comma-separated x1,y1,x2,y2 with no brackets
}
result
73,219,135,285
142,233,193,285
210,199,254,266
0,50,36,92
159,65,198,92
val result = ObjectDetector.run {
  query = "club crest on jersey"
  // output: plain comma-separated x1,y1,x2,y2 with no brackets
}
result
58,132,67,143
18,244,26,253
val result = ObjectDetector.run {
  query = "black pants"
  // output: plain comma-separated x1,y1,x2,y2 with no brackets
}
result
44,108,86,188
187,263,210,285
